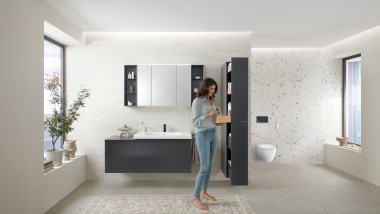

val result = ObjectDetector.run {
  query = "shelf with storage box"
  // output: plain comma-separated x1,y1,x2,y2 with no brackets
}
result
191,65,204,103
220,57,248,185
124,65,137,106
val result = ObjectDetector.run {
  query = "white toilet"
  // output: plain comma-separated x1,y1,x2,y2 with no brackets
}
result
255,144,277,162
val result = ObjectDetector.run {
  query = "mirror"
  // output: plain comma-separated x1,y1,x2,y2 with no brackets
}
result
136,64,191,107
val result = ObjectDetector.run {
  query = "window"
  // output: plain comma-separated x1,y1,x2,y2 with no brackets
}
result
44,37,65,151
343,54,361,146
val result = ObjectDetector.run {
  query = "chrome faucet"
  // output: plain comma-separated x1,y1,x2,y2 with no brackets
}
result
163,124,166,132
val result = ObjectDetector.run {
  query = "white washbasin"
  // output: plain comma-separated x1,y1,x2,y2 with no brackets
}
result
134,131,192,139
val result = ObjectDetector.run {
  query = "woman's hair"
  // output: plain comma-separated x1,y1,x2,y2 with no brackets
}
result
196,78,218,100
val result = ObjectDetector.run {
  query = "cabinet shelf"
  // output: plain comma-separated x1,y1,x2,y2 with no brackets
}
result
124,65,138,106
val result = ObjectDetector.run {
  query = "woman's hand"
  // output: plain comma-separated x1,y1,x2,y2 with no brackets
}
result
206,109,219,118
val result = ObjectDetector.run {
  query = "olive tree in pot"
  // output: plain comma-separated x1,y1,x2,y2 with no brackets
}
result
44,73,90,166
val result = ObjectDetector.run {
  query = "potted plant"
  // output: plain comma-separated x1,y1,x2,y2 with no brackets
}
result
44,72,90,166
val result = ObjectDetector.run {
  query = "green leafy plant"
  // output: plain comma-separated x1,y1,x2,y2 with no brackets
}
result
44,73,90,150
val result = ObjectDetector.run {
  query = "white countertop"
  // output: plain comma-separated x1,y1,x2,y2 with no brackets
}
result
133,131,192,139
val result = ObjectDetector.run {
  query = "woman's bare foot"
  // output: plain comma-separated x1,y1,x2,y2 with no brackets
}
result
201,191,217,201
193,198,208,210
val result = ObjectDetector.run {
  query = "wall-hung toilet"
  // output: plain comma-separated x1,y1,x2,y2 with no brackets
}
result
255,144,277,162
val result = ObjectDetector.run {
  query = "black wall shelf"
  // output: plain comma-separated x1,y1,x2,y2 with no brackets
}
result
191,65,204,103
124,65,137,106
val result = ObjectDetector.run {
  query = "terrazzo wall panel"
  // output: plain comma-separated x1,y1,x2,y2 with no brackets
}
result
251,49,342,164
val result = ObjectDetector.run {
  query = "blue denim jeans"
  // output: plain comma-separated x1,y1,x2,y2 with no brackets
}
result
194,127,217,198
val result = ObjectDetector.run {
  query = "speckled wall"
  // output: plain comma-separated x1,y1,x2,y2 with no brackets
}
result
251,49,342,164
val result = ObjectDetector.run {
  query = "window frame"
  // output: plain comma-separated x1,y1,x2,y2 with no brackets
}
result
44,36,66,150
342,54,361,147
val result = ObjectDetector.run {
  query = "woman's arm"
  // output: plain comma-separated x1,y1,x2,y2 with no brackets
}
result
191,98,205,128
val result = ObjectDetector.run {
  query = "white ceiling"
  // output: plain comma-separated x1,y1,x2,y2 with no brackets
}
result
45,0,380,47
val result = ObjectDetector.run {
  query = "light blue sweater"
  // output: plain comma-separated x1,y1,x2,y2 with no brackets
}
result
191,97,217,133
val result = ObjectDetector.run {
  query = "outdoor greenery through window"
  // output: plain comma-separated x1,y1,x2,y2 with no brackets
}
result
343,54,361,146
44,37,64,151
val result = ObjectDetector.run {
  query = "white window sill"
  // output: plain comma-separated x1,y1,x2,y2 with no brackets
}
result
327,144,361,153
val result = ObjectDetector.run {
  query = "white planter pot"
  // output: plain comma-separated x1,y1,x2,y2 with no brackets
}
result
45,149,64,166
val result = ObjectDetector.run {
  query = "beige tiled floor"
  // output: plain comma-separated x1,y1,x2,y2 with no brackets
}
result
47,163,380,214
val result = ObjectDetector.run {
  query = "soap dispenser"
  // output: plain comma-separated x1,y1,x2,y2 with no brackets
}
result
142,122,147,133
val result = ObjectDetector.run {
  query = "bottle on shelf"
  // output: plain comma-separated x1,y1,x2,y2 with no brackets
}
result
128,72,131,79
131,71,134,79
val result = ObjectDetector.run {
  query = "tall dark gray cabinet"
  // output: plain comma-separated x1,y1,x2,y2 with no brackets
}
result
221,57,248,185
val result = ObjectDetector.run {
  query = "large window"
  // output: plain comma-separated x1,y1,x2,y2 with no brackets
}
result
343,54,361,146
44,37,65,150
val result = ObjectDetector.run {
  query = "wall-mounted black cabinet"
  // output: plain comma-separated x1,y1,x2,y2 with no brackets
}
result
124,65,203,106
105,136,192,173
220,57,248,185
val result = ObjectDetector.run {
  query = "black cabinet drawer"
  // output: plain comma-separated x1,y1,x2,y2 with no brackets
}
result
105,139,134,172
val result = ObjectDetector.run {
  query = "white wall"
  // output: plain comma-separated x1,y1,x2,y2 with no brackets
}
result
326,26,380,187
0,0,83,213
65,32,251,181
251,49,342,164
0,1,44,213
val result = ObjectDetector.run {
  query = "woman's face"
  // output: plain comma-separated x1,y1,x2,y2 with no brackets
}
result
208,85,216,97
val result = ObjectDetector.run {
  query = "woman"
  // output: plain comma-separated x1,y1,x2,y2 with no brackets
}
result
191,77,220,210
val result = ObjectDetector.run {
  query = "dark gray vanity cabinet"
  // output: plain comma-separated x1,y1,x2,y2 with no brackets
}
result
134,139,192,173
105,136,134,172
105,137,192,173
221,57,249,185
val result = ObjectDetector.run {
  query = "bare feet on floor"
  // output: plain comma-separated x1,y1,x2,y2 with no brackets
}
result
201,191,217,201
193,198,208,210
